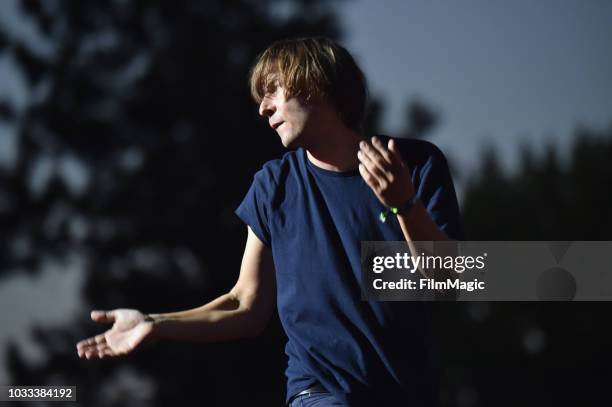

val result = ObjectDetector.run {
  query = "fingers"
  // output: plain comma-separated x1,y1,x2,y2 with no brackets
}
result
95,344,118,359
371,137,394,165
359,139,390,174
76,333,104,353
76,336,122,359
77,334,106,348
358,162,380,190
91,310,115,323
387,138,405,168
358,139,393,187
77,344,118,359
357,150,386,184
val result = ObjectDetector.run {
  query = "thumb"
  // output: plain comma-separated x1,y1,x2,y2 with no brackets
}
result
91,310,115,323
388,139,404,167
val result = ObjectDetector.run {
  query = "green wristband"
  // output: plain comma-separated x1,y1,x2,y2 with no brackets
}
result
379,195,419,223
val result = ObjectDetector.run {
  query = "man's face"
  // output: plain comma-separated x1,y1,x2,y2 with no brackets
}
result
258,81,317,149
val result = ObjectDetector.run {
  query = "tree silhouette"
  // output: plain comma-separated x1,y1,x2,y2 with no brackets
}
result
0,1,345,405
463,124,612,240
401,98,439,139
450,123,612,406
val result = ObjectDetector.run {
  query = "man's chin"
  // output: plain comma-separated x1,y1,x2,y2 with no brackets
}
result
279,135,301,149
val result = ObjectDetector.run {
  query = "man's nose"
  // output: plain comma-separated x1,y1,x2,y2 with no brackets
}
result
259,99,275,118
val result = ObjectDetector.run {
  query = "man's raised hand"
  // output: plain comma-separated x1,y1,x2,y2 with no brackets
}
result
76,309,155,359
357,137,415,208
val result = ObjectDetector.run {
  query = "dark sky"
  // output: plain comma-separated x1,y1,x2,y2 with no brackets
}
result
332,0,612,193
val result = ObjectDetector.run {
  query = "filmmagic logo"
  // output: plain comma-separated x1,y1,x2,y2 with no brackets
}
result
371,277,485,292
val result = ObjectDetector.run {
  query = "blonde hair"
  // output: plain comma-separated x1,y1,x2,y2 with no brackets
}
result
249,37,368,133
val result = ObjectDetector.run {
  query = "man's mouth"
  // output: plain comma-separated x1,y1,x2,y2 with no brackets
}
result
271,121,284,130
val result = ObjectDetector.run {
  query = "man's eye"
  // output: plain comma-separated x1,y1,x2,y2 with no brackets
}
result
265,79,282,93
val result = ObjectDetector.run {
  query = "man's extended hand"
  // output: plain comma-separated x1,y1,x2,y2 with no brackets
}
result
357,137,415,208
76,309,154,359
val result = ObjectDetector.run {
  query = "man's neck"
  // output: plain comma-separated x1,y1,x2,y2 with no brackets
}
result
305,127,366,173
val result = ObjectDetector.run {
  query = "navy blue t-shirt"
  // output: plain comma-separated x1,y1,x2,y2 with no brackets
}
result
236,137,462,406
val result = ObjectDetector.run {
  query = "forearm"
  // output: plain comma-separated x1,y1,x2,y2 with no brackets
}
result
147,292,263,342
397,200,459,287
396,200,449,242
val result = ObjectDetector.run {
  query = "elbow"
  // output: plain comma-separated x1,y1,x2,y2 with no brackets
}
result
229,289,273,338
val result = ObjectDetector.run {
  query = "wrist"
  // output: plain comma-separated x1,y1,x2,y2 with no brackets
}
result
144,314,164,339
393,194,419,215
380,195,419,223
144,313,160,323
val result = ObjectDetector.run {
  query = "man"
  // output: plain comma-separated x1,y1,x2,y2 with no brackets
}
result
77,37,462,406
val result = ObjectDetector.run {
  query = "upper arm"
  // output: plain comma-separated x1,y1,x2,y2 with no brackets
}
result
417,152,463,240
230,226,276,331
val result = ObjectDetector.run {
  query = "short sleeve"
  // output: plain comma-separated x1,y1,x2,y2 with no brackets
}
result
235,170,273,246
416,151,464,240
